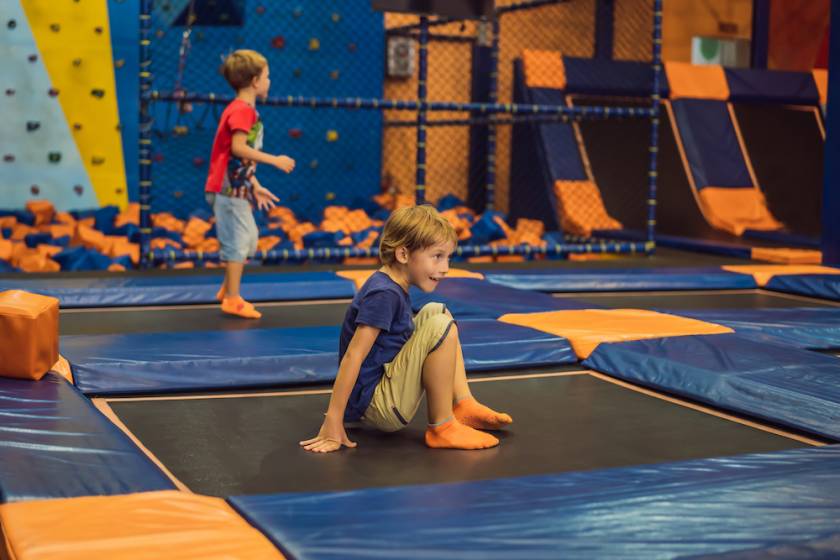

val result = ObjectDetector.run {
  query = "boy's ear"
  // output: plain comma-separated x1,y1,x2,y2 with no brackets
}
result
395,246,409,264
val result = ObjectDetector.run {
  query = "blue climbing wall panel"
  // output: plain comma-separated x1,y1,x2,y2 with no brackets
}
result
147,1,384,221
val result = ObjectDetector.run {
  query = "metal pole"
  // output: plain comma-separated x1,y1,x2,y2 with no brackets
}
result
485,16,500,211
415,16,429,205
646,0,663,253
139,0,153,268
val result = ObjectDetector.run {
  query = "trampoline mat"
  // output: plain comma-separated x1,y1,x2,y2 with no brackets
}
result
107,373,806,497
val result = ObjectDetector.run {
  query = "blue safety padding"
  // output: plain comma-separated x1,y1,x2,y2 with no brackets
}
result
0,271,356,308
766,274,840,302
64,321,575,395
688,532,840,559
564,56,670,97
228,445,840,560
583,333,840,440
670,99,754,189
742,229,821,249
673,308,840,350
529,88,588,181
725,68,821,105
0,374,175,503
483,267,757,292
410,278,598,318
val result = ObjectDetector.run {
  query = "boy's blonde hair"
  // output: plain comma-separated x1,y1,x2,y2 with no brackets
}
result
221,49,267,91
379,205,458,265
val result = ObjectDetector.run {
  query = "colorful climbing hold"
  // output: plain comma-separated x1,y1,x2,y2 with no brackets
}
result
7,20,16,29
3,155,15,163
173,191,184,199
271,35,285,49
73,123,82,130
49,23,60,32
330,70,340,80
115,59,125,68
91,156,105,165
48,152,62,163
347,42,357,53
5,89,15,96
293,68,302,78
256,5,266,15
326,130,339,142
28,54,38,63
332,13,341,23
192,156,205,167
73,185,84,195
73,58,82,67
26,122,40,132
310,159,319,169
293,7,303,18
288,128,302,139
30,185,40,196
48,88,59,97
153,153,164,163
94,26,103,34
308,38,320,51
325,192,336,201
91,88,105,98
155,29,165,38
173,125,189,136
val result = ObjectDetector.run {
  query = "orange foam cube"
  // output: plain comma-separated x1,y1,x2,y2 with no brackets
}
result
0,290,59,380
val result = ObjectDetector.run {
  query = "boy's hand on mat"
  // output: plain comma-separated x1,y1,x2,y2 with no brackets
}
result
272,155,296,173
253,185,279,211
300,416,357,453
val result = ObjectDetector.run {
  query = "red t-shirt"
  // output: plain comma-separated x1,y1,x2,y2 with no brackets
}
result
204,99,259,193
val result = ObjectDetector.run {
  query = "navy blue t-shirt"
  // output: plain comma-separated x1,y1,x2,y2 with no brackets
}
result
340,271,414,421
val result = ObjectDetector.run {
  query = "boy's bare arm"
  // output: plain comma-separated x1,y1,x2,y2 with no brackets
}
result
231,132,295,172
300,325,380,453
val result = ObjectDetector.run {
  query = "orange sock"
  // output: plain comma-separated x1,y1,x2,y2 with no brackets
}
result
221,296,262,319
425,419,499,450
454,396,512,430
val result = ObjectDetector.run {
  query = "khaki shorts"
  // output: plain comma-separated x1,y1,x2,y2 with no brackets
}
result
362,302,455,432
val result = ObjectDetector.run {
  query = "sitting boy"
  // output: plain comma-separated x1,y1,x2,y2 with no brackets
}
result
301,205,512,452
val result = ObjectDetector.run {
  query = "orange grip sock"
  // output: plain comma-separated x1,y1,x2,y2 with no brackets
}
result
425,419,499,450
454,396,513,430
221,296,262,319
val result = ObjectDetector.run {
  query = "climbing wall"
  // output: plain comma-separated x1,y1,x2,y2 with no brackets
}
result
1,1,101,211
148,1,384,222
20,0,130,209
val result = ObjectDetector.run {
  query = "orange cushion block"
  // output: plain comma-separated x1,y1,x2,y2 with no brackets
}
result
750,248,822,265
721,264,840,287
115,202,140,228
182,217,213,248
665,62,730,100
25,200,55,226
0,290,59,380
522,49,566,89
0,490,284,560
697,187,783,236
499,309,733,359
0,238,13,261
554,180,622,237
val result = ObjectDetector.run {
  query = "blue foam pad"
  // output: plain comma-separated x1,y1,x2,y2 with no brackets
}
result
411,278,598,318
725,68,821,105
652,233,755,259
564,56,670,97
65,321,575,395
767,274,840,302
673,308,840,350
228,445,840,560
583,333,840,440
670,99,754,189
483,267,757,292
0,271,356,308
530,88,588,181
742,229,820,249
0,374,175,503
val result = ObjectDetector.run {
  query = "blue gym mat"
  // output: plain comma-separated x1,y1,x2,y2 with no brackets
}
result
673,308,840,350
483,267,757,292
228,445,840,560
0,271,356,308
766,274,840,302
64,320,576,395
583,332,840,441
0,374,175,503
410,278,598,318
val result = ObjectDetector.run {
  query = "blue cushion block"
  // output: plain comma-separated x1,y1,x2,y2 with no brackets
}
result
468,212,509,245
64,320,575,395
93,205,120,234
484,267,758,292
23,232,53,248
411,278,600,318
725,68,820,105
583,333,840,440
766,274,840,302
437,194,466,212
53,246,112,271
0,374,175,503
674,308,840,350
229,445,840,560
0,271,356,307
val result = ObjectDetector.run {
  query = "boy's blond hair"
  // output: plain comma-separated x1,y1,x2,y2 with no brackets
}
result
221,49,267,91
379,205,458,265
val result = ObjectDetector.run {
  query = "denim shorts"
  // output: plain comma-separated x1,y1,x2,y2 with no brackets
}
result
208,193,258,263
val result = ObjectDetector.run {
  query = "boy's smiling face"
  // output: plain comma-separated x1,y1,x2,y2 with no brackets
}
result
405,240,455,293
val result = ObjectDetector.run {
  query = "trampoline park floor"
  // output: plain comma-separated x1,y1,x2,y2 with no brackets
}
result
98,370,818,497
